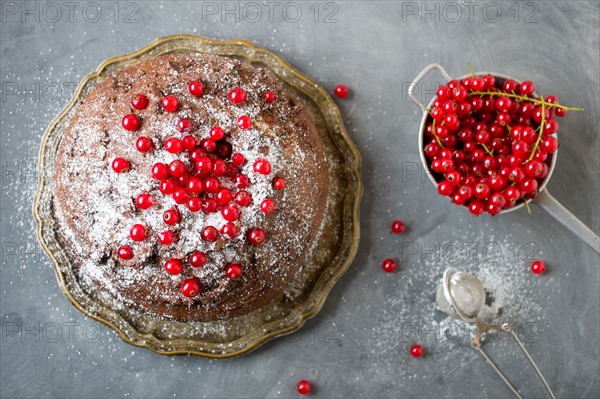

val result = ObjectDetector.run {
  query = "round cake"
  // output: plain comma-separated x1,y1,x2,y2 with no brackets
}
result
53,53,329,322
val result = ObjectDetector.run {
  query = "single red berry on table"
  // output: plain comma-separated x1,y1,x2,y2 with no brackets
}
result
391,220,405,234
158,230,175,245
235,190,252,207
410,344,423,358
221,204,240,222
130,224,148,242
225,263,243,279
136,136,154,153
236,174,250,188
131,94,148,110
334,84,349,99
228,88,247,104
135,193,154,210
163,208,180,225
531,260,547,275
201,226,219,242
181,278,200,297
381,258,398,273
264,90,277,102
296,380,312,395
248,228,265,245
189,251,206,268
188,80,204,97
238,115,252,130
112,158,130,173
118,245,133,260
121,114,140,131
161,95,178,112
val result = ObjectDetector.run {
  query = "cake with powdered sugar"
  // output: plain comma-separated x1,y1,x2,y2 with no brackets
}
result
53,53,329,322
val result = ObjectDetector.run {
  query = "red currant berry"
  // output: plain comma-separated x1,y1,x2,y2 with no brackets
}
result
204,177,220,194
531,260,547,275
237,115,252,130
169,160,187,178
181,278,200,297
273,177,285,190
231,152,246,167
187,196,202,212
121,114,140,131
225,263,243,279
131,94,148,110
172,188,189,205
391,220,405,234
209,126,225,141
164,137,182,154
216,188,233,205
130,224,148,241
163,208,180,225
248,228,265,245
161,95,178,112
177,118,193,133
541,136,559,153
201,138,217,153
260,198,275,214
334,84,349,99
519,81,535,96
186,176,204,194
468,200,485,216
136,136,154,153
135,193,154,210
164,258,183,275
158,230,175,245
502,79,518,93
234,191,253,207
264,90,277,102
188,80,205,97
555,107,568,118
228,88,247,104
118,245,133,260
381,258,398,273
221,223,239,239
201,226,219,242
296,380,311,396
152,162,168,180
111,158,130,173
253,159,272,175
196,156,213,177
221,204,240,222
203,198,218,213
159,178,177,195
410,344,423,358
217,141,232,159
438,180,455,197
236,174,249,188
189,251,206,267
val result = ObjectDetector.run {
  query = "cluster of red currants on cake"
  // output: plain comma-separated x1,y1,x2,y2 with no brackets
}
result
423,74,580,216
111,82,285,298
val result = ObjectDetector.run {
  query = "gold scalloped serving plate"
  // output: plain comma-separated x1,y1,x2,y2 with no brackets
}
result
33,35,362,358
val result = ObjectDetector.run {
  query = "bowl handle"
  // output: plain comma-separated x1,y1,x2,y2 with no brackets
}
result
408,63,453,111
535,189,600,253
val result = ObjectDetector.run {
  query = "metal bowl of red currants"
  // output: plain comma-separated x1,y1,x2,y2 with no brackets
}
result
409,64,598,252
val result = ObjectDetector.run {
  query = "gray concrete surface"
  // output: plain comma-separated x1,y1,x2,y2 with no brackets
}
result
1,1,599,398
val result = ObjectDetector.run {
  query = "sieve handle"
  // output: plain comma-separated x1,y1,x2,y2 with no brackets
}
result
408,64,453,110
535,189,600,254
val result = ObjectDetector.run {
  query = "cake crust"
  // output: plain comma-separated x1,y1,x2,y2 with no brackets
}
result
53,53,328,322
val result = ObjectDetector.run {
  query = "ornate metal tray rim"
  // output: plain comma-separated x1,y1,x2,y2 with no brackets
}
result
33,34,362,358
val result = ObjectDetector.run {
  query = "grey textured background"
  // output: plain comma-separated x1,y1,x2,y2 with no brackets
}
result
1,1,599,398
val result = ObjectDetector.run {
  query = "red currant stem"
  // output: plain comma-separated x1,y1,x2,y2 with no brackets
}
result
480,143,494,156
528,95,546,161
524,198,532,215
468,91,583,111
467,63,475,78
430,117,444,148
